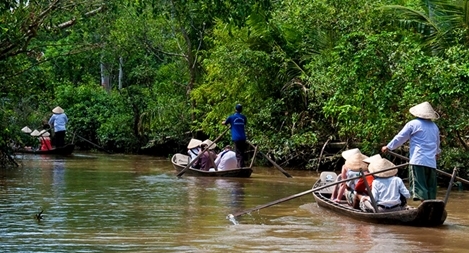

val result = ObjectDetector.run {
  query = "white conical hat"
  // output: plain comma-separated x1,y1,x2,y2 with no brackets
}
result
187,138,202,149
368,158,397,178
409,102,439,120
341,148,361,160
38,129,50,137
363,154,382,164
21,126,32,133
344,152,369,172
30,129,40,137
201,139,217,150
52,106,64,114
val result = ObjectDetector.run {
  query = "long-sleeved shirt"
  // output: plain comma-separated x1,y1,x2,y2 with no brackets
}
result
48,113,68,132
214,150,237,170
387,118,440,168
372,176,410,207
188,148,199,162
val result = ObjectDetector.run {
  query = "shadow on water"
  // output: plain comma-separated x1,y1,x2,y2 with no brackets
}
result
1,152,469,252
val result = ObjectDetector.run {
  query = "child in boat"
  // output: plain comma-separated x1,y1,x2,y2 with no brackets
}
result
349,154,381,209
331,149,369,204
361,158,410,212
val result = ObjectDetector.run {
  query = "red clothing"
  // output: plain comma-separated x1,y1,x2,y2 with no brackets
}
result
40,137,52,151
354,174,374,194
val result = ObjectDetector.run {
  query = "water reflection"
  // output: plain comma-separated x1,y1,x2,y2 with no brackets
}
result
1,153,469,252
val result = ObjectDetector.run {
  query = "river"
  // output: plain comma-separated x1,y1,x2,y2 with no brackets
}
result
1,152,468,252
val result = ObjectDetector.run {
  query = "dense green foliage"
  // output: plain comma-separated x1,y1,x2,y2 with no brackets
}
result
1,0,469,177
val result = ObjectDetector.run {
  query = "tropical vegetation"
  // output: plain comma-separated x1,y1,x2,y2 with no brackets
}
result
1,0,469,178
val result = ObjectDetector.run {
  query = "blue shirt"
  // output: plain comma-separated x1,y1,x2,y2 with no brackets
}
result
225,112,247,141
345,169,361,190
372,176,410,207
387,118,440,169
49,113,68,132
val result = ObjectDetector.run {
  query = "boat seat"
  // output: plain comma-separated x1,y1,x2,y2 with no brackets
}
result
173,153,190,166
317,171,338,194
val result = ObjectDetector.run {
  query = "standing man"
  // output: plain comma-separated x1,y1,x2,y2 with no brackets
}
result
222,104,247,168
49,106,68,148
381,101,441,201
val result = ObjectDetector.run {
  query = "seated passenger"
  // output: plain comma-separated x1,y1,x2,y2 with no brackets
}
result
331,149,369,204
214,145,237,171
353,154,381,209
187,138,202,163
38,130,52,151
194,140,217,171
361,158,410,212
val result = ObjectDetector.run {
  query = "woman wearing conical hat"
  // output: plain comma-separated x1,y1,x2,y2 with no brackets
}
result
48,106,68,148
381,101,440,201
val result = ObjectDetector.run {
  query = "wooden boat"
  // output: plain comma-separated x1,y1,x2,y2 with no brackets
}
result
14,144,75,155
312,171,447,227
171,153,253,178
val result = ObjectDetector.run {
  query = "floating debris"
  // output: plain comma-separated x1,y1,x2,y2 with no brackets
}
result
35,209,44,221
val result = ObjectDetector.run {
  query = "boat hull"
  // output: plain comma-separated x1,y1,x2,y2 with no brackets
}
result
171,153,252,178
14,144,75,155
312,174,447,227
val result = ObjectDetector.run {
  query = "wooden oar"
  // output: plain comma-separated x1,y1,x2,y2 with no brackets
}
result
246,140,292,178
228,163,409,218
176,127,230,177
443,167,458,206
386,150,469,185
76,134,113,154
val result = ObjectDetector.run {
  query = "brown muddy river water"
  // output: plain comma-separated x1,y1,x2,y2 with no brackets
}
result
1,152,469,252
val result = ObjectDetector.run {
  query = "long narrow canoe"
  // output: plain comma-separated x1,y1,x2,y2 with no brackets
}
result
14,144,75,156
171,153,252,178
312,171,447,227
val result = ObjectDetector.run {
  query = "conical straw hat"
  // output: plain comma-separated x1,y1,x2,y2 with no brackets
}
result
52,106,64,114
363,154,382,164
21,126,32,133
187,138,202,149
368,158,397,178
30,129,40,137
341,148,361,160
409,101,439,120
201,139,217,150
344,152,369,172
39,129,50,137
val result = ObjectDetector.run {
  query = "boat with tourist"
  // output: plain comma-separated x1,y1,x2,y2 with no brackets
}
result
312,171,447,227
171,153,253,178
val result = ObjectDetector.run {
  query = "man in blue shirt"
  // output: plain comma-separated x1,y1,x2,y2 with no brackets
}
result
382,101,441,200
223,104,247,168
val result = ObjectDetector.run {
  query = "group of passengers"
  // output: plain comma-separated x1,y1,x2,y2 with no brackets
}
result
186,138,238,171
330,148,410,213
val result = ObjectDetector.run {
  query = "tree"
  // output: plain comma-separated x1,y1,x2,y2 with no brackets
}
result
382,0,469,55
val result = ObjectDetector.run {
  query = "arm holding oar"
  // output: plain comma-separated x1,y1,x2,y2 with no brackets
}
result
246,140,292,178
228,163,409,218
385,150,469,185
176,127,230,177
